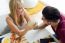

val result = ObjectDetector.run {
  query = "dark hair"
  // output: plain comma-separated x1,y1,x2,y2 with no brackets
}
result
42,6,60,20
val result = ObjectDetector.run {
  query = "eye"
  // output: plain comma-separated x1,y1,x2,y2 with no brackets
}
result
42,17,45,20
42,17,43,20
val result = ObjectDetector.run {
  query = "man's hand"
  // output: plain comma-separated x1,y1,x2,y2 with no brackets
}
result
34,22,48,30
24,21,37,31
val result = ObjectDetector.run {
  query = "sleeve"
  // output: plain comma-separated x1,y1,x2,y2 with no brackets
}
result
58,21,65,43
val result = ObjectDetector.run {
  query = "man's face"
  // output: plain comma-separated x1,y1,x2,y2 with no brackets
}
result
42,17,50,25
42,16,60,27
49,20,60,27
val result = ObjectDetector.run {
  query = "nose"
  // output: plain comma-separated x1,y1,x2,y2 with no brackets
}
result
42,17,44,20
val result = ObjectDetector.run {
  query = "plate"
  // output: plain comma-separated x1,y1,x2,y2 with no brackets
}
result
1,37,11,43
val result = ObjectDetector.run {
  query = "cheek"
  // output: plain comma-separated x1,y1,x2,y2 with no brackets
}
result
43,20,49,24
16,9,19,14
17,9,22,13
43,20,47,22
48,22,51,25
50,23,56,26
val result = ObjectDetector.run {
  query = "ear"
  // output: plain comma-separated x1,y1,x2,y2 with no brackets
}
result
58,19,60,23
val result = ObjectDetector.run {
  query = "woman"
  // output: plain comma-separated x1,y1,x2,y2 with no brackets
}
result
9,0,30,28
6,0,36,43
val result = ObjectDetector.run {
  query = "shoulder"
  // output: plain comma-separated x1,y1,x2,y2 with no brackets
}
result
6,15,14,22
6,15,12,20
61,20,65,28
6,15,10,20
59,15,65,28
58,20,65,28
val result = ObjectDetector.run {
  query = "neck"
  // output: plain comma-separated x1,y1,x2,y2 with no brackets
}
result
52,20,60,31
52,24,58,31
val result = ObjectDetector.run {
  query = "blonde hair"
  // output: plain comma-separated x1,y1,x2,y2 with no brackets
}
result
9,0,24,26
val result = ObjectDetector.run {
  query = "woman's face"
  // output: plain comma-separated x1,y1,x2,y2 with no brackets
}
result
17,6,23,15
16,5,24,17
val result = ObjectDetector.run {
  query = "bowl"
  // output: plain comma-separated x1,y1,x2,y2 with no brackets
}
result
1,37,10,43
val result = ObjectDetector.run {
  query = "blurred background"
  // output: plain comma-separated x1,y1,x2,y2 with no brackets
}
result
0,0,65,16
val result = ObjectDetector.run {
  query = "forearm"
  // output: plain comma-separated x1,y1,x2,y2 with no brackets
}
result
34,23,48,29
6,17,26,36
6,16,31,36
19,21,37,36
6,17,20,35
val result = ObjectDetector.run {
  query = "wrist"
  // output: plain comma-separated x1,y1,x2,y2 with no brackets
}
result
19,29,28,36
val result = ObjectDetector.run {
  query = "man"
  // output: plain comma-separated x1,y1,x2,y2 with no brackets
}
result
36,6,65,43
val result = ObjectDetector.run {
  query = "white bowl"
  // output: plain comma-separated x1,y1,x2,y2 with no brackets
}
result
21,0,38,8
